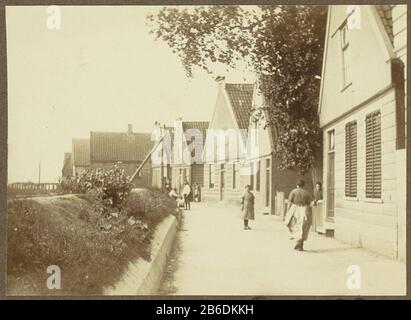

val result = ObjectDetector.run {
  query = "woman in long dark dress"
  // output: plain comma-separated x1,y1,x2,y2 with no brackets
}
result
241,185,255,230
284,179,312,251
313,181,323,206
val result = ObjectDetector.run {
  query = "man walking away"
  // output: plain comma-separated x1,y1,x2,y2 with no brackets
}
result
284,179,313,251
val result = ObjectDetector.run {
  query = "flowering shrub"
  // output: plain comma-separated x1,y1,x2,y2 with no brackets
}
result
60,164,132,208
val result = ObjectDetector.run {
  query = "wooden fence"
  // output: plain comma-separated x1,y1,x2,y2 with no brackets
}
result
274,191,288,218
7,182,61,198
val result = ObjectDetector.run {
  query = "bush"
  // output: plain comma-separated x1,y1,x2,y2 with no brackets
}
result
60,163,132,209
7,188,178,295
122,189,178,225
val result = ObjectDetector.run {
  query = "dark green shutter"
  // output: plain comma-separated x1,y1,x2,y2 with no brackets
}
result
345,121,357,197
365,111,381,198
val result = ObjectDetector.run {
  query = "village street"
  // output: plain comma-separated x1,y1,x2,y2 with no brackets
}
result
158,202,406,296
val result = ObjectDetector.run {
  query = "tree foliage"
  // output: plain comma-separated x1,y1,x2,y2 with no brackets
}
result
148,5,327,175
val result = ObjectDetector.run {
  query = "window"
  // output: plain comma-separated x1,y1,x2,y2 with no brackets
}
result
220,164,225,189
345,121,357,197
255,160,260,192
328,130,335,151
209,164,215,189
339,23,351,88
365,111,381,199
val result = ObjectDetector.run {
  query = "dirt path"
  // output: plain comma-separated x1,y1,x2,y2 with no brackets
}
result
158,201,406,296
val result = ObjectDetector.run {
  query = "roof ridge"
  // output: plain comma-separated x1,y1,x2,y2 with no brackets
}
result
90,131,152,135
375,4,394,45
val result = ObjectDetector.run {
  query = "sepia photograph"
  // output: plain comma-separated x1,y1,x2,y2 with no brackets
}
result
2,2,408,299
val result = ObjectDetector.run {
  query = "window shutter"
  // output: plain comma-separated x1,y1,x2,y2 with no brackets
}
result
365,111,381,198
345,121,357,197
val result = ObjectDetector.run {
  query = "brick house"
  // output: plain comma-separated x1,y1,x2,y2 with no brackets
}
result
90,124,153,187
72,138,90,176
318,5,406,259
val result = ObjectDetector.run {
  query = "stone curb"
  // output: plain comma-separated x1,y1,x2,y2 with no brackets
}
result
104,213,180,295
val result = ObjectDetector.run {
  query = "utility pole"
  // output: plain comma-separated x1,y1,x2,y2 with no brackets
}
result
38,161,41,185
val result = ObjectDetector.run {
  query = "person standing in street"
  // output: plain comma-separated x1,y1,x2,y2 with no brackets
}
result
168,187,179,200
313,181,323,206
241,185,255,230
182,181,192,210
164,178,172,194
193,182,201,202
284,179,313,251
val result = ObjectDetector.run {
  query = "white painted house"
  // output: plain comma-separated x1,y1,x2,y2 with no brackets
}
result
318,5,406,260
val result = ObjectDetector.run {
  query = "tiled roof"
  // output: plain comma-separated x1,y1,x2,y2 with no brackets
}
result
90,131,153,162
376,5,394,44
225,83,254,130
182,121,209,141
182,122,209,159
72,139,90,166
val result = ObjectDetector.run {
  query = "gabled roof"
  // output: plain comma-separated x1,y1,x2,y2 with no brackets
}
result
182,121,209,140
225,83,254,130
161,121,209,146
72,139,90,166
250,83,278,151
182,121,209,161
90,131,153,162
318,5,396,116
376,5,394,44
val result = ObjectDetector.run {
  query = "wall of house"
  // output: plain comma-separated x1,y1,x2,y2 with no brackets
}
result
392,5,407,114
191,164,205,187
244,104,313,215
391,4,407,262
249,157,269,215
171,165,190,193
319,5,392,128
210,85,237,130
202,83,241,202
248,156,312,216
152,167,162,189
74,166,88,176
322,88,401,258
203,162,244,203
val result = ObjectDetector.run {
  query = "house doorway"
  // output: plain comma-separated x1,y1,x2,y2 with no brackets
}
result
327,130,335,221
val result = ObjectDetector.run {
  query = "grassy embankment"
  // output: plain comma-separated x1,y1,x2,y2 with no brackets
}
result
7,188,177,295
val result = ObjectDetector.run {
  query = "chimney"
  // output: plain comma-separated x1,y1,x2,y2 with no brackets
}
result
128,124,133,134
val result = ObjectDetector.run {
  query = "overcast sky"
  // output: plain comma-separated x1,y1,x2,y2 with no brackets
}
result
6,5,254,183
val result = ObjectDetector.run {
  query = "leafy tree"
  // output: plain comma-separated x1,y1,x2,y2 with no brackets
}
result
148,5,327,178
